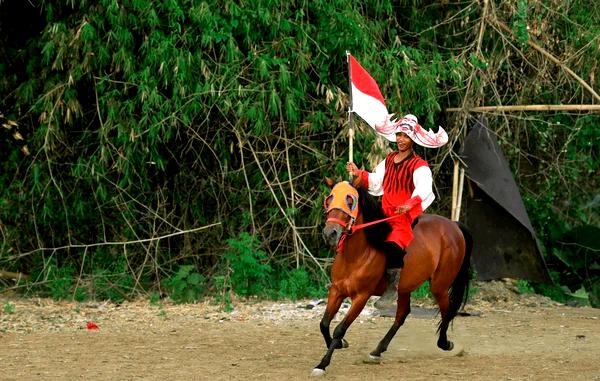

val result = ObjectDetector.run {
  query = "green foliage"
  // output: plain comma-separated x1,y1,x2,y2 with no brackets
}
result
43,261,75,300
73,287,87,302
224,232,272,297
148,292,161,305
531,280,568,304
468,283,479,302
0,0,598,306
162,265,206,304
278,267,325,301
3,301,15,314
544,224,600,307
212,275,233,312
411,280,432,300
90,269,134,303
410,280,479,302
516,279,535,295
565,287,590,306
513,0,529,46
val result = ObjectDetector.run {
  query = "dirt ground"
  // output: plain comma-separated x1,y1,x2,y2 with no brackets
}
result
1,280,599,381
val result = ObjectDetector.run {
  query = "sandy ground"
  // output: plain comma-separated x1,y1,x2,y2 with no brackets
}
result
1,281,599,381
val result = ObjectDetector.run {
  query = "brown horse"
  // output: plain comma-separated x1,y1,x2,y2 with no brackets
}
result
312,177,472,376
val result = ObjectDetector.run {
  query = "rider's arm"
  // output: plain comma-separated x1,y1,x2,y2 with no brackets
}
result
359,159,386,196
412,166,435,212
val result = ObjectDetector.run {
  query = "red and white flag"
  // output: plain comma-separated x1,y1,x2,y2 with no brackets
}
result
348,54,392,136
348,53,448,147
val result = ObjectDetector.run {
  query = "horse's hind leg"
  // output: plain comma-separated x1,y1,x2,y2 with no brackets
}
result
369,292,411,359
431,289,454,351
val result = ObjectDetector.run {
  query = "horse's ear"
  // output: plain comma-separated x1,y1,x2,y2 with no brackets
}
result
352,175,362,189
324,177,335,189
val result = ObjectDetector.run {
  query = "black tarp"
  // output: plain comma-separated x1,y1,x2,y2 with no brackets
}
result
461,118,551,282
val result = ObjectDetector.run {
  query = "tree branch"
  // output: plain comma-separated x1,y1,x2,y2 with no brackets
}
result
6,223,222,261
489,18,600,103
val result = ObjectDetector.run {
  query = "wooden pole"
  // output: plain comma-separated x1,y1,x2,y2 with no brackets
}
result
0,270,29,281
446,104,600,113
455,168,465,222
451,161,459,220
346,51,354,176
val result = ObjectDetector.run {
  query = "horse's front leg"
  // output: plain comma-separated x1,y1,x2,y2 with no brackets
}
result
312,293,370,376
319,286,345,349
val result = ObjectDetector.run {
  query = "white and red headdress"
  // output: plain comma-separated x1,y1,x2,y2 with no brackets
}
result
374,114,448,148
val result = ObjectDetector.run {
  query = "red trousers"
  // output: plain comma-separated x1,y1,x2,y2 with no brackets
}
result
384,211,415,249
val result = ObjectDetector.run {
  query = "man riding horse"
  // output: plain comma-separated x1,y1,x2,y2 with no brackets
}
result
345,114,448,308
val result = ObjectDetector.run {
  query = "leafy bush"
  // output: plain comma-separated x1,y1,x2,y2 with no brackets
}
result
516,279,535,295
411,280,431,300
162,265,206,304
91,269,134,303
212,275,233,312
224,232,272,297
3,301,15,314
47,264,75,300
278,267,324,301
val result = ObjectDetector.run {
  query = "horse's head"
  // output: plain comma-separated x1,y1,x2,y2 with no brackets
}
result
322,177,361,247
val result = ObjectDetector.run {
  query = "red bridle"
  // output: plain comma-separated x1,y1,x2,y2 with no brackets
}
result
325,216,353,231
324,214,352,255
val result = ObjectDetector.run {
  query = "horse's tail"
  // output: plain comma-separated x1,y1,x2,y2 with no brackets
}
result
447,222,473,321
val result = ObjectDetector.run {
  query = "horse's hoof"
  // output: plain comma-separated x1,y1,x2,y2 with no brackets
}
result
311,368,326,377
438,340,454,351
335,338,349,349
363,354,382,364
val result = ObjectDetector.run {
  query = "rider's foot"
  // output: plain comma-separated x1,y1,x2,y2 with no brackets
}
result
374,268,401,309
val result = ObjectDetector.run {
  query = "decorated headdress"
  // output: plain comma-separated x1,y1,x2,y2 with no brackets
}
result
374,114,448,148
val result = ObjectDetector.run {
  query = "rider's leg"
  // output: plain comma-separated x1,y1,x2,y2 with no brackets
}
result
374,242,405,309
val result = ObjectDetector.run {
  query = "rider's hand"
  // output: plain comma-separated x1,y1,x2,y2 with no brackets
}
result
346,162,359,177
395,204,411,214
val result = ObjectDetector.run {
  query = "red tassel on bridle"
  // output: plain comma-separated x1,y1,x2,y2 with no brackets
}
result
337,233,347,255
326,216,353,255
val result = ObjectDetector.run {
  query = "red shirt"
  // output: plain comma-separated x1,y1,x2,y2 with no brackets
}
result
381,152,428,218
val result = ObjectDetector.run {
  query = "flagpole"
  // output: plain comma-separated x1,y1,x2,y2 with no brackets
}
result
346,51,354,179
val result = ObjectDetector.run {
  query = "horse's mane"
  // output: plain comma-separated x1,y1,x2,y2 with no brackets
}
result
356,186,392,252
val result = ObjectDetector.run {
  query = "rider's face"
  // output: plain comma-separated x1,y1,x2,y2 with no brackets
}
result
395,132,413,152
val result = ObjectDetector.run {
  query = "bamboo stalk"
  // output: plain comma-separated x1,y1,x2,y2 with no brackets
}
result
455,168,465,222
451,161,459,220
347,51,355,179
446,104,600,112
0,270,29,280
